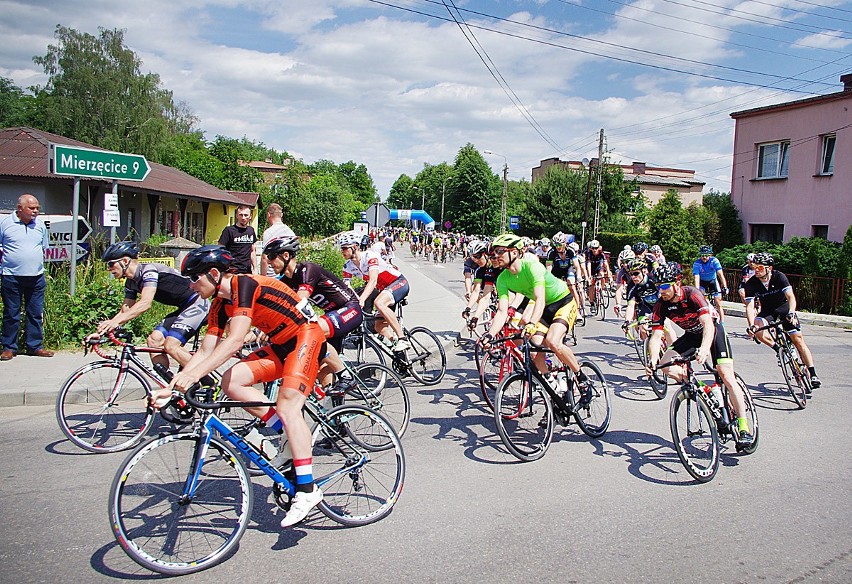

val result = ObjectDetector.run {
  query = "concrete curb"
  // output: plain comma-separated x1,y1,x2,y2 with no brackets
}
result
720,301,852,329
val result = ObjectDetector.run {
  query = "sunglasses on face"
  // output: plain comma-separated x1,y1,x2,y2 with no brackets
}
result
488,248,508,258
630,271,643,277
187,272,207,283
656,282,675,291
472,252,486,259
106,260,121,268
264,251,280,260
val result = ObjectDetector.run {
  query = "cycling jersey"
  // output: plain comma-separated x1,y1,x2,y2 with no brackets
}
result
463,257,478,276
625,278,659,315
692,256,723,283
208,275,311,345
343,250,403,290
495,258,570,305
279,262,357,311
546,248,577,280
473,263,503,287
586,250,608,276
743,270,792,316
125,262,197,308
651,285,715,334
738,264,755,290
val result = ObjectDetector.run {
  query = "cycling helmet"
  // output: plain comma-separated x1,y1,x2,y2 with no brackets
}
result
102,241,138,262
263,235,301,257
752,252,774,266
468,240,489,257
649,244,662,254
337,231,361,248
181,245,234,277
552,231,568,245
627,258,647,272
540,238,550,247
521,236,533,248
651,261,683,283
632,241,648,254
746,252,756,262
618,249,635,262
568,242,580,252
699,244,713,255
588,239,601,249
491,233,524,250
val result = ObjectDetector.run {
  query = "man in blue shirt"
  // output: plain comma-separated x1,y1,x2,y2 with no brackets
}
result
692,244,729,323
0,194,53,360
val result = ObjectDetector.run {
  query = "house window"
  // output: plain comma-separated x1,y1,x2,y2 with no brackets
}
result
820,134,835,175
750,223,784,244
757,141,790,178
812,225,829,239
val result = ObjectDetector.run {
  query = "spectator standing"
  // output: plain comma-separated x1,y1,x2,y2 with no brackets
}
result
0,194,53,360
218,204,257,274
260,203,296,276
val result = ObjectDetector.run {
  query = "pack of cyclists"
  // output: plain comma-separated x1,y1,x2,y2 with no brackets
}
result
82,220,824,533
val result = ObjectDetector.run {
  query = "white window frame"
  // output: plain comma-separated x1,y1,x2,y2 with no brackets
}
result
757,140,790,179
820,134,836,175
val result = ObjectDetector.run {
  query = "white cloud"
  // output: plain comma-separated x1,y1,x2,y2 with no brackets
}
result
795,30,852,50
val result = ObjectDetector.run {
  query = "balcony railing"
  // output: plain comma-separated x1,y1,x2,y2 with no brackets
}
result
722,268,848,315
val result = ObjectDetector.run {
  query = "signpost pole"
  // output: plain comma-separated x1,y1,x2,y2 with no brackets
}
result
70,177,80,296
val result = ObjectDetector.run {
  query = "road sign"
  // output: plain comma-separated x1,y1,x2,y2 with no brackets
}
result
50,144,151,182
444,221,452,229
44,242,90,263
103,208,121,227
365,203,390,227
38,214,93,262
509,216,520,230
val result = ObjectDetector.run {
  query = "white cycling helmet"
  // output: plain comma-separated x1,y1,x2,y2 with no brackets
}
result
552,231,567,245
468,240,488,256
588,239,601,249
568,242,580,252
618,249,635,262
337,231,361,248
540,238,551,247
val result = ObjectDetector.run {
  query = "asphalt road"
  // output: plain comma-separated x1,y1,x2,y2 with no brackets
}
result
1,252,850,583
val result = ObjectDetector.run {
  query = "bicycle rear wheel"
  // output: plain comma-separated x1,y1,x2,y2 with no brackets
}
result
313,405,405,526
779,346,808,409
341,332,386,367
405,327,446,385
344,363,411,437
669,388,719,482
573,361,611,438
494,372,553,462
109,433,253,575
56,361,155,453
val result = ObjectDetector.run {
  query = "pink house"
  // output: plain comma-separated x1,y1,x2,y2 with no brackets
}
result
730,74,850,243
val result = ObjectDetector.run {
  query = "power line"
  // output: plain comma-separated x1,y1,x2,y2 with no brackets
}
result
739,0,852,23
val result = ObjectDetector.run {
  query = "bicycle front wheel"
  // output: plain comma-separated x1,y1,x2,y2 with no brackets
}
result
494,372,553,462
779,346,808,409
476,343,521,412
406,327,447,385
574,361,612,438
669,388,719,483
109,433,253,575
56,361,155,453
347,363,411,437
734,374,759,455
313,405,405,526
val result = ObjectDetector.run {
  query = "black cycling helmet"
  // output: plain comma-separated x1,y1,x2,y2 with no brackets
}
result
181,245,235,277
699,244,713,255
752,252,774,266
651,261,683,283
102,241,138,262
631,241,648,255
263,236,301,258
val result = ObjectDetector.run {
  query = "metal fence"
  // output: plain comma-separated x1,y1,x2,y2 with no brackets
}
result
722,269,848,315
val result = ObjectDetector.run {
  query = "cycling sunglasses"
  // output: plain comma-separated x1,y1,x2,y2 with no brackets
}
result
187,272,208,283
656,281,675,291
472,251,486,259
488,248,509,258
106,260,121,268
629,271,643,277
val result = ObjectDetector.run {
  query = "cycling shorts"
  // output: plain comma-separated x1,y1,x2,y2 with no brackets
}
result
699,279,721,298
757,304,800,335
361,275,409,313
242,322,326,397
672,321,733,366
540,295,578,331
322,300,364,352
154,295,211,344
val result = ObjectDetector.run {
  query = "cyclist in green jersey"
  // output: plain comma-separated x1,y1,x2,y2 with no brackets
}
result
482,234,590,391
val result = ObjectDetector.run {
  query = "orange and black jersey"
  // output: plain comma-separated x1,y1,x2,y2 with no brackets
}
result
207,275,308,344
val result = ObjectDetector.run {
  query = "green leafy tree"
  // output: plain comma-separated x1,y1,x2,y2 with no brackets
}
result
445,144,500,234
338,161,378,206
524,165,586,238
703,190,744,250
32,25,189,159
208,136,263,192
0,77,37,126
387,174,416,210
290,174,354,236
647,189,694,264
412,162,454,227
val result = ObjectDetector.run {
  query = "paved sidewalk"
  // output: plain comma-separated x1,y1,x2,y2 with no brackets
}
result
0,252,467,408
720,300,852,329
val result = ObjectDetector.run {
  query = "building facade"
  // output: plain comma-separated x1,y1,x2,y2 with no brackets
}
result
730,75,850,243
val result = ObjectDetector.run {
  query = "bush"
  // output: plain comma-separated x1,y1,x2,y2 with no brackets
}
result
596,231,650,255
716,237,841,275
299,239,344,275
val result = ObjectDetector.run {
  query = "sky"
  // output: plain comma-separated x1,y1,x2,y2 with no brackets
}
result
2,0,851,198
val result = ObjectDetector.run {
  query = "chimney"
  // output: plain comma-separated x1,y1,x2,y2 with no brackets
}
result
842,73,852,91
632,162,646,175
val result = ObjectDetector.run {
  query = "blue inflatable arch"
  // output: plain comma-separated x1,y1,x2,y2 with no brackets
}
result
389,209,435,231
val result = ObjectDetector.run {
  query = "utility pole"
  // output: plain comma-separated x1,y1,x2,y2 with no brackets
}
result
500,162,508,234
593,128,604,239
440,178,448,231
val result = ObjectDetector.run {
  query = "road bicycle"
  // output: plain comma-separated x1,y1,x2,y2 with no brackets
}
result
492,334,611,462
341,299,446,385
109,384,405,575
622,316,670,399
587,276,609,320
473,323,523,411
55,330,216,453
653,350,759,483
751,319,810,409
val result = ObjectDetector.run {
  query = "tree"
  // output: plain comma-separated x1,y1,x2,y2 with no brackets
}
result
444,144,500,234
646,189,694,264
290,174,354,236
524,165,586,238
0,77,36,127
338,161,378,206
387,174,416,210
703,190,744,250
412,162,454,227
32,25,191,159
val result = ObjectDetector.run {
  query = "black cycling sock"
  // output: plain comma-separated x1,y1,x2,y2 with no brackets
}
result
808,367,816,376
576,370,588,382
